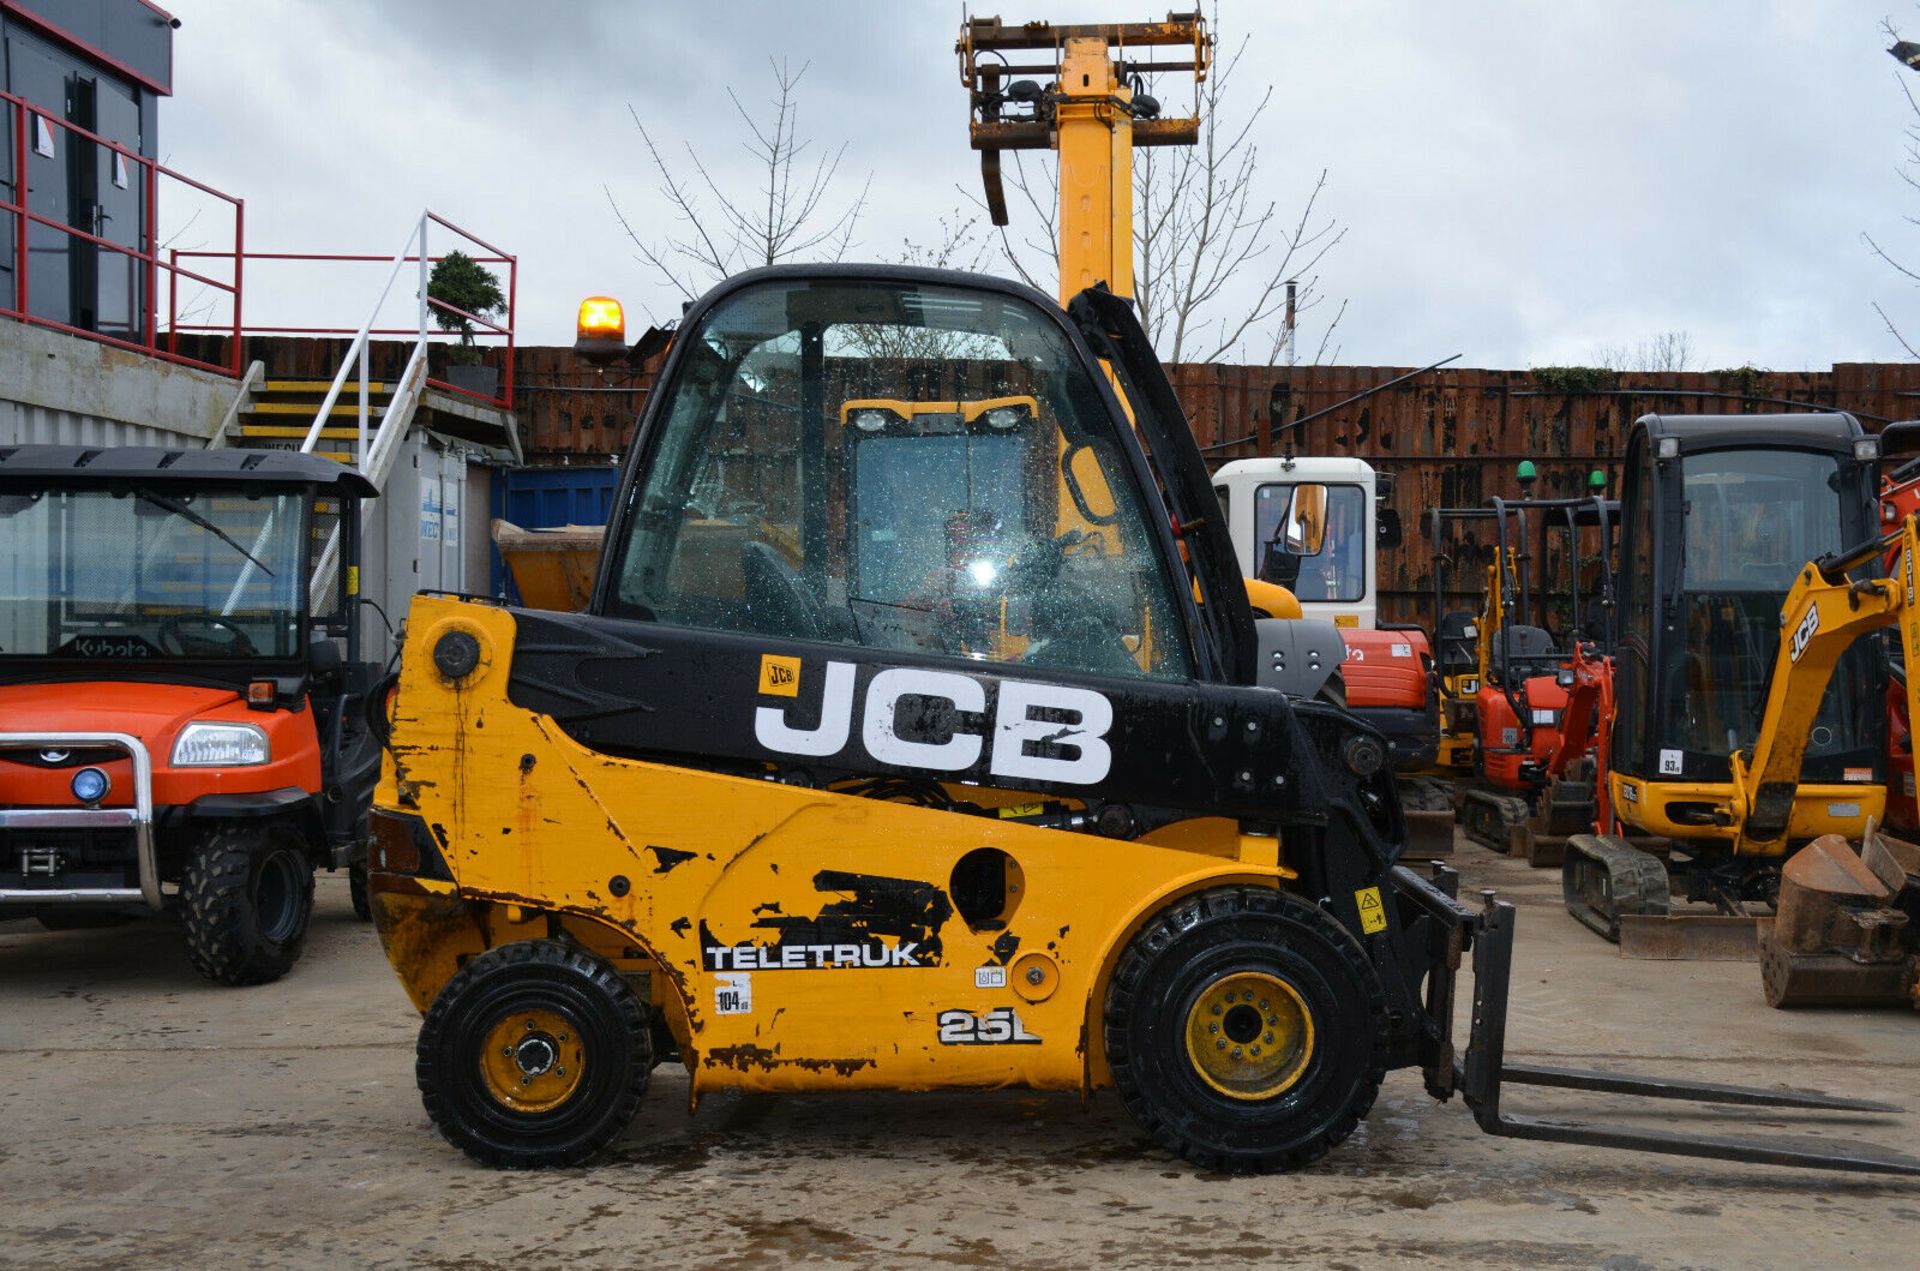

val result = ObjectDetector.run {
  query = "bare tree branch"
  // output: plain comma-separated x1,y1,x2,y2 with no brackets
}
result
610,59,871,315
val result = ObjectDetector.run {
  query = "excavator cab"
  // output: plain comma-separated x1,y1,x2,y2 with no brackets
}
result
1605,415,1883,845
369,270,1918,1178
1565,414,1887,950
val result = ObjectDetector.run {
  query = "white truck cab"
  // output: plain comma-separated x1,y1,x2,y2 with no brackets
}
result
1213,455,1385,630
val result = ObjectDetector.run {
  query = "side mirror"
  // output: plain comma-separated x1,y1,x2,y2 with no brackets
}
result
1280,482,1328,556
1376,507,1402,549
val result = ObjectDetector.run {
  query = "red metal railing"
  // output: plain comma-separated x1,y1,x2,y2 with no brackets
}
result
0,85,243,376
169,212,517,412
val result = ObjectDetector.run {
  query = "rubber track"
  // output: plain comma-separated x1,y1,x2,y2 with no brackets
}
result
1562,834,1670,943
1461,790,1531,852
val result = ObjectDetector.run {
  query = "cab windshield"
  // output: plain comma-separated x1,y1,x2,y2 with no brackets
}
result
607,277,1194,680
1661,448,1870,760
1255,482,1365,602
0,485,308,660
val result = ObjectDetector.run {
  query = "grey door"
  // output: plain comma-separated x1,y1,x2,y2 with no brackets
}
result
90,82,143,339
6,34,70,326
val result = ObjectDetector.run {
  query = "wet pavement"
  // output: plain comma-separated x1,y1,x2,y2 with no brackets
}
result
2,848,1916,1269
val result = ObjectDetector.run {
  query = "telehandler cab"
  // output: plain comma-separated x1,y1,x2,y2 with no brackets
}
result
367,265,1918,1176
0,446,381,984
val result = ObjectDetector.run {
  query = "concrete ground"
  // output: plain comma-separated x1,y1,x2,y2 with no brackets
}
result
1,847,1916,1270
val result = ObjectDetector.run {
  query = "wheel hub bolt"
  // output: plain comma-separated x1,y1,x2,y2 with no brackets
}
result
1211,1004,1222,1015
1231,1047,1242,1059
1216,1039,1226,1050
1251,1045,1262,1056
1208,1022,1219,1035
1263,1032,1274,1044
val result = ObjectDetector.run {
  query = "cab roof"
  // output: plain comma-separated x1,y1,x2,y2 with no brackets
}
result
1634,412,1864,455
0,445,378,496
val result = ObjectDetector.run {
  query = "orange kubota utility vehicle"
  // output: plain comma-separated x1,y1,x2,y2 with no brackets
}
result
0,446,382,985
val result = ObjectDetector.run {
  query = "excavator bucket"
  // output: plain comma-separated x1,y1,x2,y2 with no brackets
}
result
1760,826,1920,1007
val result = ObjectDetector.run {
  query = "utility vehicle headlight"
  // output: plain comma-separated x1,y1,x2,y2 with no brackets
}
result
70,766,110,804
171,722,270,767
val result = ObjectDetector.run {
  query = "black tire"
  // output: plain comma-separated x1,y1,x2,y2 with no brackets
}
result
417,940,651,1169
179,821,315,987
1104,886,1389,1174
35,911,139,932
349,862,372,922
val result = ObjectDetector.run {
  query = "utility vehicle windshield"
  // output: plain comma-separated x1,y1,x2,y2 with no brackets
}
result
607,277,1194,680
0,485,309,659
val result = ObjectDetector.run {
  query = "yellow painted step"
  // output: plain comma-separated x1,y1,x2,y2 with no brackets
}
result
240,424,361,440
247,401,388,417
263,379,390,394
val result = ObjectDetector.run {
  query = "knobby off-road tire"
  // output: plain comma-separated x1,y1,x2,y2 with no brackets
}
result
1105,886,1390,1174
417,940,652,1169
179,821,315,986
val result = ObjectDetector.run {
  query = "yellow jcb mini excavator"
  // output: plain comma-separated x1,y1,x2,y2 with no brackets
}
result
363,258,1920,1175
1564,412,1890,957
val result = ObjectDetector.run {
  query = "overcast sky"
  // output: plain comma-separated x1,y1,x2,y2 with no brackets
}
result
159,1,1920,370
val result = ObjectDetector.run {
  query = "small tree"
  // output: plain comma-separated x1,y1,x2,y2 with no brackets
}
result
428,250,506,364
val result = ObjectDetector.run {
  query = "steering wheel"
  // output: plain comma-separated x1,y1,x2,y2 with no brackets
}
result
159,614,258,658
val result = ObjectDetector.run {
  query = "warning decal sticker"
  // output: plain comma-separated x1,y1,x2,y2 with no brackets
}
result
1354,885,1388,935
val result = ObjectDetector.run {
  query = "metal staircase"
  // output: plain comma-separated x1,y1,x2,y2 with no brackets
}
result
206,211,472,597
231,379,398,464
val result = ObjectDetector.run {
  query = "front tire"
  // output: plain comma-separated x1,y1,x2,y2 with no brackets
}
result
417,940,651,1169
1104,886,1389,1173
179,822,315,986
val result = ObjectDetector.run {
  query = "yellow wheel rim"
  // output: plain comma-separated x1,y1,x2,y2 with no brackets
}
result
1183,971,1314,1101
478,1007,586,1114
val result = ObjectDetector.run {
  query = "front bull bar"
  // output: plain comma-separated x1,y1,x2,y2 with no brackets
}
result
1391,861,1920,1177
0,732,161,911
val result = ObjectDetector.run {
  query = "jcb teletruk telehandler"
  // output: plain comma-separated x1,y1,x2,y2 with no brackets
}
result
365,265,1918,1176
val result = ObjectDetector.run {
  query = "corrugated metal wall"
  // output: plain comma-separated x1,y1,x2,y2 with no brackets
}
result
0,401,193,449
1167,361,1920,623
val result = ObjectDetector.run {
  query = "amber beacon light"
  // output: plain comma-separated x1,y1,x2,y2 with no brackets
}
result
574,295,626,364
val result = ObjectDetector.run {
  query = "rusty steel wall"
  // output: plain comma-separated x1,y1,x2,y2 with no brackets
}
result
194,334,1920,627
1170,360,1920,625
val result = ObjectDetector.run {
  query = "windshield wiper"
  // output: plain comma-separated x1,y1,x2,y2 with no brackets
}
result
132,490,276,576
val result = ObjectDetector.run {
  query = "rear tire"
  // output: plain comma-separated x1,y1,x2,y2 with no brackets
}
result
349,862,372,921
1104,886,1389,1174
179,822,315,986
417,940,651,1169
